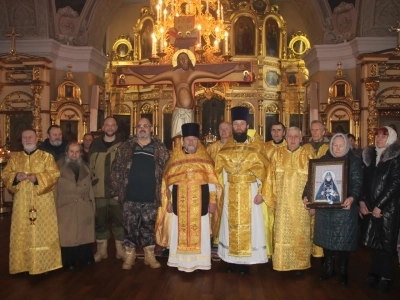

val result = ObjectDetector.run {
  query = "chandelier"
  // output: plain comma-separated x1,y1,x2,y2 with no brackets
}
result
150,0,228,62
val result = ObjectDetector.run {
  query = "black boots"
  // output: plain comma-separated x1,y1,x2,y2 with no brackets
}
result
319,250,336,280
338,257,348,285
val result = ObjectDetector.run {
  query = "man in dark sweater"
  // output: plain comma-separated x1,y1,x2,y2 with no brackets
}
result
38,125,68,161
110,118,169,270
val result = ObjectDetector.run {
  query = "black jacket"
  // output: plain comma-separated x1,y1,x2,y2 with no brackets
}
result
38,139,68,161
310,151,363,251
361,139,400,252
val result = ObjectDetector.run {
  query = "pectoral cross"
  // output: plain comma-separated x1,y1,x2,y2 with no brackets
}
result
389,19,400,50
5,27,22,55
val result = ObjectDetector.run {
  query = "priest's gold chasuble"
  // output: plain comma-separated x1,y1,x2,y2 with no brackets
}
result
264,140,287,161
206,141,224,162
2,150,61,274
215,132,268,257
156,143,221,254
265,146,313,271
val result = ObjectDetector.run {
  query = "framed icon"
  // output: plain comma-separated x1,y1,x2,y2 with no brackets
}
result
307,158,348,209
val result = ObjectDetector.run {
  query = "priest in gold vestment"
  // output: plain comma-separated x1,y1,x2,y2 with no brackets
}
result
302,120,330,258
3,129,62,275
215,107,268,275
264,122,287,161
156,123,222,272
265,127,313,273
263,121,287,257
206,122,232,162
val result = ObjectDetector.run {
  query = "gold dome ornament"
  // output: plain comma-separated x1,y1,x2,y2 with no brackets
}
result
253,0,267,12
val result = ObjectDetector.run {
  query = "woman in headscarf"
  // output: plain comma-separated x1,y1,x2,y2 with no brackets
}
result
360,126,400,293
303,133,363,285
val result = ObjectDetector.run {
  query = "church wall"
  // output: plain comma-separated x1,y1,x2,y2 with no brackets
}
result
275,2,309,41
106,4,142,54
0,39,108,143
305,36,396,147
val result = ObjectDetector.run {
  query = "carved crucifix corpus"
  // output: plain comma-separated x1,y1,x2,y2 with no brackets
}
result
116,49,253,138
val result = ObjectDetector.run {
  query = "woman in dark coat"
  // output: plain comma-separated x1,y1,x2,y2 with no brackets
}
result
359,126,400,293
303,133,363,285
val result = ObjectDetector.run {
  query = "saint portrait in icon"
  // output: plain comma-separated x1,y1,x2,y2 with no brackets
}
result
315,171,340,203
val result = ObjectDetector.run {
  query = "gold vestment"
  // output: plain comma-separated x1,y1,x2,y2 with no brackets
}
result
262,140,287,255
206,141,224,162
264,140,287,161
215,132,268,257
303,141,329,257
156,143,221,254
265,146,313,271
3,150,62,274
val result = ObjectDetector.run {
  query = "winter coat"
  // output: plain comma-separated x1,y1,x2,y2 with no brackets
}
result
109,135,169,207
89,135,122,198
55,158,95,247
313,151,363,251
361,140,400,252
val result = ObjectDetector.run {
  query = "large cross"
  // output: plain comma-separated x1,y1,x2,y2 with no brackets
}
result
5,27,22,55
116,49,252,138
389,19,400,50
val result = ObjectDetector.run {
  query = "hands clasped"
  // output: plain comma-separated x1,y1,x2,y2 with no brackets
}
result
16,172,37,183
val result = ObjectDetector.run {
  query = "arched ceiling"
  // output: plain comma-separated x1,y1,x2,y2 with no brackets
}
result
1,0,396,52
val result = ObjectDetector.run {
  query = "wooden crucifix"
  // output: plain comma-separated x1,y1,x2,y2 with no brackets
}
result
116,49,253,138
5,27,22,55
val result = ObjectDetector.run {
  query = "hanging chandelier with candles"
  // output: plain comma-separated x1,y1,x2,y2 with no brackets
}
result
150,0,228,61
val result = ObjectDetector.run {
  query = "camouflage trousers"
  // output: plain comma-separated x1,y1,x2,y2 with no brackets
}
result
122,201,157,248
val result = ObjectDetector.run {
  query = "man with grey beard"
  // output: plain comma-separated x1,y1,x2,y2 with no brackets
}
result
55,142,95,270
3,129,61,275
38,125,68,161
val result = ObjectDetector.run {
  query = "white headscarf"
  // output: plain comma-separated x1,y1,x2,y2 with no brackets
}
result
375,126,398,165
329,133,350,158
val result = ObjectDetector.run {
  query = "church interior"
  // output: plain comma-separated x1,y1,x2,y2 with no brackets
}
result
0,1,400,298
0,0,398,152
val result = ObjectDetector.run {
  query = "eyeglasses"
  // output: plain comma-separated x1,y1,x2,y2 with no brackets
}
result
136,124,151,129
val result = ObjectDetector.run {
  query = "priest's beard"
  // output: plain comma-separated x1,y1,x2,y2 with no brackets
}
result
65,156,82,166
233,129,248,143
50,140,62,146
23,144,37,153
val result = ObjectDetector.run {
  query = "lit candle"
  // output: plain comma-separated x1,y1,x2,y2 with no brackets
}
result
224,31,228,54
151,33,156,56
221,5,224,21
197,24,202,47
171,0,174,16
217,0,220,20
156,4,160,22
163,9,167,23
214,39,219,51
160,27,165,52
206,0,209,13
